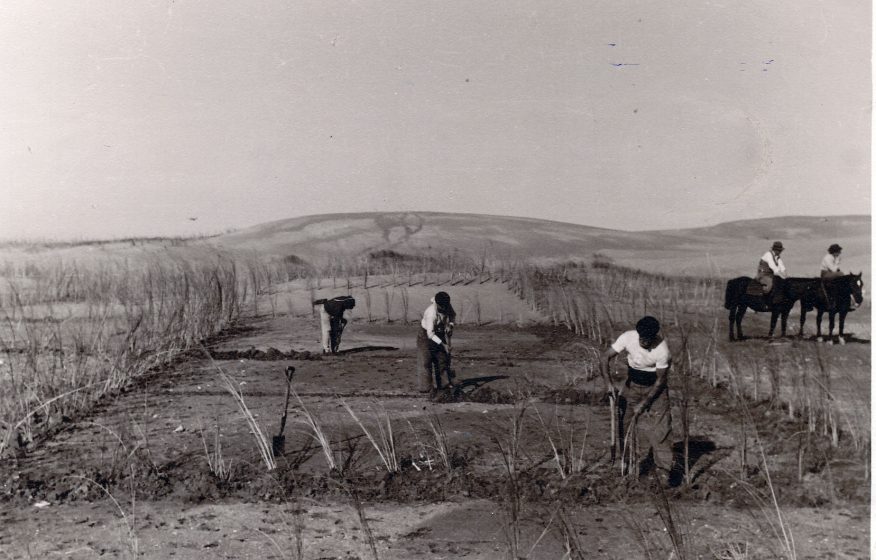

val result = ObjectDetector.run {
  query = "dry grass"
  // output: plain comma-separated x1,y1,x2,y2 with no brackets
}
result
218,367,276,471
425,413,451,470
199,419,234,482
293,391,339,473
534,405,591,480
0,244,866,558
0,248,271,458
513,261,869,463
342,400,399,474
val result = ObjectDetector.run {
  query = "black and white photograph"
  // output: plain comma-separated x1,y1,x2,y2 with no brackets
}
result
0,2,871,558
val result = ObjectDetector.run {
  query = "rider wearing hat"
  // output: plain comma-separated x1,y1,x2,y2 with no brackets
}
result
820,244,843,279
820,243,856,309
755,241,787,302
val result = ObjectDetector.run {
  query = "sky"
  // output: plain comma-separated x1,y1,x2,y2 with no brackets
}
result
0,1,870,240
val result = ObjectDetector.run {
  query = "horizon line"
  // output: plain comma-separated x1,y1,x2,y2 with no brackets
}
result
0,211,870,247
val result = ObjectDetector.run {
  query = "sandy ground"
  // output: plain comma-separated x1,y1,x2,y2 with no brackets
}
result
0,293,870,559
2,499,868,559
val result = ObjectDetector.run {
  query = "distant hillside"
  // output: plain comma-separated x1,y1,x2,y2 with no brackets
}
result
633,214,871,277
212,212,870,277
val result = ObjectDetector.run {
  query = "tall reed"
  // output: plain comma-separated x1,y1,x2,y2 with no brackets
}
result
0,249,262,457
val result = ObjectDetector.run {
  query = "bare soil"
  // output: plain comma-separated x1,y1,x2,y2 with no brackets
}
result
0,312,869,559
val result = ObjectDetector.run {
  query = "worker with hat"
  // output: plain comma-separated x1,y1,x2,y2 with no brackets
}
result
755,241,787,303
416,291,456,393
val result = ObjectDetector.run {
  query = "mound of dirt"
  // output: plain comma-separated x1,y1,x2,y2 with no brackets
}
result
209,346,322,361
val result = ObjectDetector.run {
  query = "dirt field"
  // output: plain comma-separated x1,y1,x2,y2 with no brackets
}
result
0,283,869,559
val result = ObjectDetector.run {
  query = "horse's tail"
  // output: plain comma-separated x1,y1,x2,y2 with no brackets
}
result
724,277,747,309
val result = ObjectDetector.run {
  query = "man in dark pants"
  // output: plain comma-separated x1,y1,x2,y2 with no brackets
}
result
417,291,456,393
314,295,356,354
600,315,681,487
753,241,787,304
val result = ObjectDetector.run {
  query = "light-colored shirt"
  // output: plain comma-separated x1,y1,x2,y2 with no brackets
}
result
420,302,452,345
821,253,841,273
760,251,787,278
610,330,671,372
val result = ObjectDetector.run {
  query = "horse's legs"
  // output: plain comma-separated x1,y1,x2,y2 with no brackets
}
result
780,308,790,337
768,311,779,338
799,307,807,339
735,306,747,340
828,311,836,340
838,311,847,344
815,309,824,340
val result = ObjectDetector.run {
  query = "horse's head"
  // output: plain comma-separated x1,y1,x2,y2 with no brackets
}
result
850,272,864,305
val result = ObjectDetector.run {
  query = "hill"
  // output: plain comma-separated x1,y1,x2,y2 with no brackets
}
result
212,212,871,277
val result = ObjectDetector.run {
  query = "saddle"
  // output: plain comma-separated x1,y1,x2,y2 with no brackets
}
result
745,278,783,309
745,279,766,298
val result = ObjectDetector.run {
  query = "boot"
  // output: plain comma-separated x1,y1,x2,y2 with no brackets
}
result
759,291,772,312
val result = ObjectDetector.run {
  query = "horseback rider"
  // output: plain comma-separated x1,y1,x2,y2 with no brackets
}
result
417,291,456,393
820,244,843,279
819,244,856,309
755,241,787,303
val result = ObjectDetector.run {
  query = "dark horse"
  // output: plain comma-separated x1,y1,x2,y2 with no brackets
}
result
723,277,816,341
800,273,864,344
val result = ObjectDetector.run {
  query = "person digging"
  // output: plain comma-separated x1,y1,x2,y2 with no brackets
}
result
600,315,683,488
416,291,456,395
313,295,356,354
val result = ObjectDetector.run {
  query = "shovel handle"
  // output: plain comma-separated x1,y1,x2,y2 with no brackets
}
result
609,393,617,464
278,366,295,437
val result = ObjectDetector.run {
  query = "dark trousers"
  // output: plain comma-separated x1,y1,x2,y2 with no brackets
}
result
416,328,451,391
618,370,675,476
319,309,346,353
329,316,346,352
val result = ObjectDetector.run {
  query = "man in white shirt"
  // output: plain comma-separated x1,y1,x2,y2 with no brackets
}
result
416,292,456,393
755,241,787,302
600,316,680,487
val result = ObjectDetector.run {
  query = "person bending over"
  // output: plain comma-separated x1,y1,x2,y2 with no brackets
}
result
416,291,456,393
600,315,682,487
314,295,356,354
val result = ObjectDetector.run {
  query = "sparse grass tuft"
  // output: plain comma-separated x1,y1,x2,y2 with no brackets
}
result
217,367,276,471
294,390,338,473
200,419,234,482
425,413,451,470
342,400,399,474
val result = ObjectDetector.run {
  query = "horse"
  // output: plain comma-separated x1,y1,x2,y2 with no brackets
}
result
723,276,816,341
799,273,864,344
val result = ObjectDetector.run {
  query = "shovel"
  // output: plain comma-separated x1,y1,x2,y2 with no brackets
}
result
609,391,617,464
272,365,296,457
